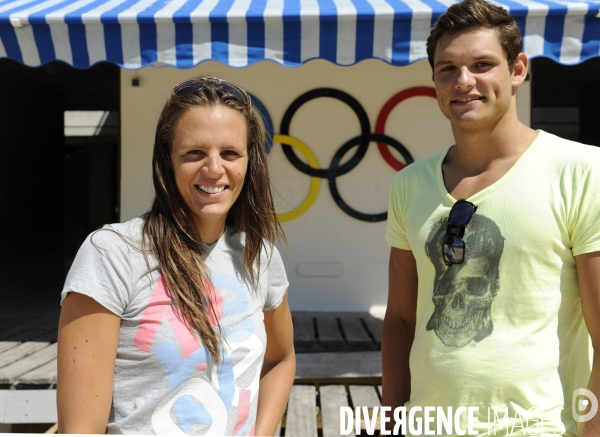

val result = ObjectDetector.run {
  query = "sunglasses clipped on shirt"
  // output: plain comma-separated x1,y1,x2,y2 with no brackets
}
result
172,77,252,106
442,199,477,267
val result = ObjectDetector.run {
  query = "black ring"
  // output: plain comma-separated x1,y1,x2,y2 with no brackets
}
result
280,88,371,178
328,134,414,222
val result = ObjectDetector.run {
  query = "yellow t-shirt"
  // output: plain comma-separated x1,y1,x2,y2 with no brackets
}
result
385,131,600,436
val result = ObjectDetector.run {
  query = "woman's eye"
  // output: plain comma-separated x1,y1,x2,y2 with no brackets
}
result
183,150,204,160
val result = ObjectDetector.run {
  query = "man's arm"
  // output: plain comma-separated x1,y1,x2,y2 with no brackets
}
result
382,247,418,411
575,251,600,437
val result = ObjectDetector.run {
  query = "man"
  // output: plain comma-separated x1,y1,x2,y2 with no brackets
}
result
382,0,600,435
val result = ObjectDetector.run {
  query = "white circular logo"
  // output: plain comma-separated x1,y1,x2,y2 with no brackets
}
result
572,388,598,423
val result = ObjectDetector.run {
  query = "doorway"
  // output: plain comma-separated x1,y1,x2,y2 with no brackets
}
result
0,59,119,311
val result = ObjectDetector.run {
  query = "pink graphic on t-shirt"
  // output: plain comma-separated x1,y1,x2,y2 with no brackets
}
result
133,275,223,357
233,389,251,436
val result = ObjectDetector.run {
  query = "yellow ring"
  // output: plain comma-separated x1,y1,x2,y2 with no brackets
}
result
274,134,321,222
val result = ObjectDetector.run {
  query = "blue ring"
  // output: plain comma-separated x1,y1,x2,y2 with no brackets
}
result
249,93,274,154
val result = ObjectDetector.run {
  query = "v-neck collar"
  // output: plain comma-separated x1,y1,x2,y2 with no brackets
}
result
436,130,543,205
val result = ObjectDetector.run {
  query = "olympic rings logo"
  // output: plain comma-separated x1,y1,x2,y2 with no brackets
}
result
251,87,437,223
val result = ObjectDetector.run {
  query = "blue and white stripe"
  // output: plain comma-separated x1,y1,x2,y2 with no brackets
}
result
0,0,599,68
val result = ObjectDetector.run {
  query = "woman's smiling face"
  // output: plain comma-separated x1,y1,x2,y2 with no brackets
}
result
170,104,248,237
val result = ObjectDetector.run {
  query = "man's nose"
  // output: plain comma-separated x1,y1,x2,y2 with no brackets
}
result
456,66,475,88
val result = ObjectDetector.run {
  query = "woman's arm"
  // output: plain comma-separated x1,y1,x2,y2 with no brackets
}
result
57,292,121,434
254,292,296,436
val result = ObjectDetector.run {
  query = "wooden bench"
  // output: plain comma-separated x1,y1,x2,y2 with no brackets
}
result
282,350,383,436
0,311,384,433
0,341,58,424
281,382,383,436
293,312,383,352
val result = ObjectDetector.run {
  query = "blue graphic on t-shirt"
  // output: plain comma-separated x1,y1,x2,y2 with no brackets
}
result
174,395,212,431
154,341,208,389
212,273,255,339
154,341,234,405
152,273,256,431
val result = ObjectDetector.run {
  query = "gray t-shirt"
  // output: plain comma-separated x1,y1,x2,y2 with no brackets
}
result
61,217,289,435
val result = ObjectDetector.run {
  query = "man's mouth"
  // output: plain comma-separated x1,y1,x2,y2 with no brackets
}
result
452,96,485,103
197,185,226,194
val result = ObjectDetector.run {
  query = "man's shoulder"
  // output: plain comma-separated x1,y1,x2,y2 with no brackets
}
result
536,130,600,165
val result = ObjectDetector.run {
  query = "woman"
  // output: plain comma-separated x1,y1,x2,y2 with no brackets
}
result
57,77,295,435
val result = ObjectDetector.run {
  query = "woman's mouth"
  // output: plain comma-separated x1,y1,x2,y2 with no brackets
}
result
197,185,226,194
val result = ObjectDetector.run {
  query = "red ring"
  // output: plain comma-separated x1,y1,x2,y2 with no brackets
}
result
375,87,437,171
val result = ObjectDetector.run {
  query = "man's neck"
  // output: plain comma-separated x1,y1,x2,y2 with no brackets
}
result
443,114,538,199
449,113,537,174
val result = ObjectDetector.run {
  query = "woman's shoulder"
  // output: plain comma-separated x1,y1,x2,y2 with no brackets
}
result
85,217,146,255
226,230,281,257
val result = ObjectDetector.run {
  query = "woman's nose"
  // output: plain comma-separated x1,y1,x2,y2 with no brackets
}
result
203,153,223,175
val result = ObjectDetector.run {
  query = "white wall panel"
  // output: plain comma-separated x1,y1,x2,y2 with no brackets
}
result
120,59,530,312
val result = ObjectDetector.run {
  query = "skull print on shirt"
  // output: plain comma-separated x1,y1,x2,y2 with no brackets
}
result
424,213,505,347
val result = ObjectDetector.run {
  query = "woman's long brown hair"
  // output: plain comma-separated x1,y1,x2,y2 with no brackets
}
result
142,78,285,362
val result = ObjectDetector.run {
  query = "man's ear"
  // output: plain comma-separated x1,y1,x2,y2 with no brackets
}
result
511,52,529,87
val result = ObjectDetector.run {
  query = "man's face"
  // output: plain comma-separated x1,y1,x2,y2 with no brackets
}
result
432,27,523,131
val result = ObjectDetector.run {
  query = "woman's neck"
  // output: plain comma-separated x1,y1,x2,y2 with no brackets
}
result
193,219,226,245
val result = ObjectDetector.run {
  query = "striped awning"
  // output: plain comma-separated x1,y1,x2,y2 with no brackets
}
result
1,0,599,69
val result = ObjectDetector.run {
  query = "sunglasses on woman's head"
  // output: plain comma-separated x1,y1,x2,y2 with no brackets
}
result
442,199,477,267
173,77,251,106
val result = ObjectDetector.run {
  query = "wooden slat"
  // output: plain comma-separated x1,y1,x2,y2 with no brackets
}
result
293,316,315,347
339,317,373,349
0,390,6,422
0,313,58,342
285,385,317,437
296,352,381,379
0,342,49,369
31,329,58,343
349,385,381,409
320,385,348,437
1,389,57,423
316,317,344,348
0,342,20,355
17,358,57,385
0,315,22,331
45,423,58,434
363,316,383,346
0,343,57,384
349,385,382,432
